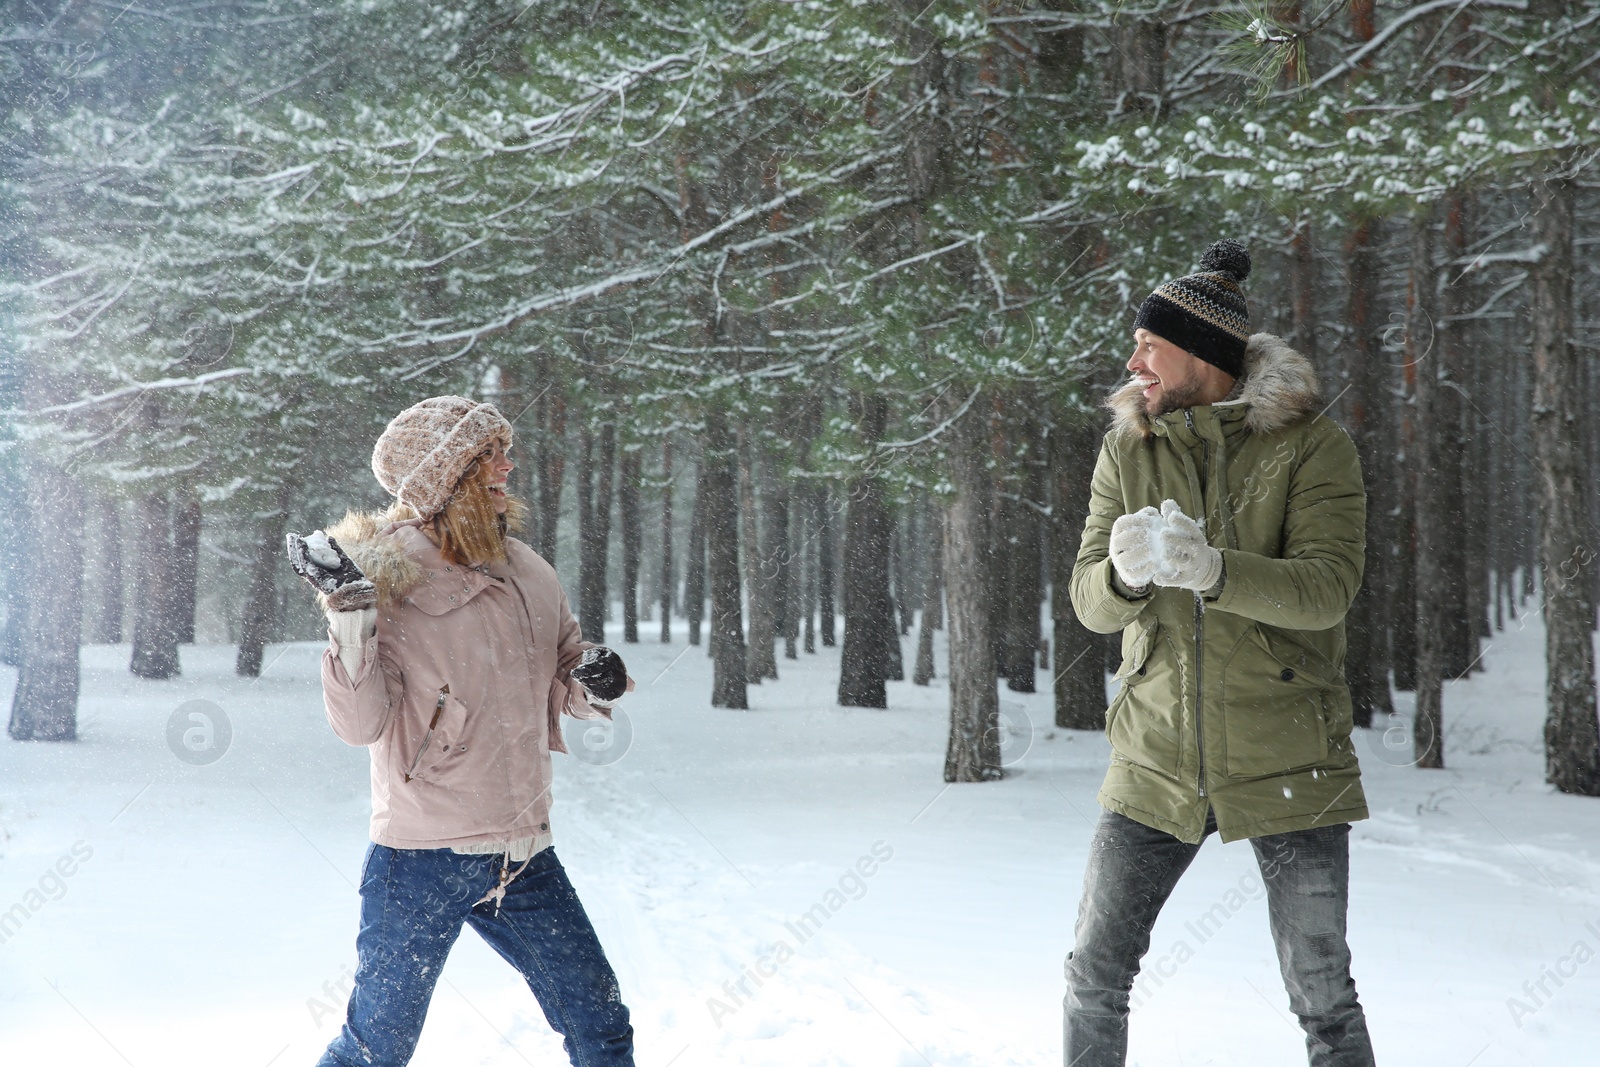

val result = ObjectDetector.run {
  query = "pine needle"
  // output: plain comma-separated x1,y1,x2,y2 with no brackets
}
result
1214,3,1311,101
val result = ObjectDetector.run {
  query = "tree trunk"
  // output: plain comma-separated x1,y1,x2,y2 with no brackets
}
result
90,492,124,644
1440,192,1482,672
1510,338,1535,621
1391,493,1417,692
685,461,707,648
705,421,748,708
1114,16,1166,117
1590,344,1600,618
236,483,292,677
498,362,539,550
819,485,837,647
1334,0,1389,725
659,439,675,643
1394,411,1417,700
740,432,778,682
1340,217,1392,726
892,514,913,637
1289,214,1319,366
1531,169,1600,795
802,483,818,654
943,405,1001,782
619,447,641,644
990,487,1014,681
7,464,84,742
171,489,201,645
839,394,894,708
780,470,799,661
884,503,905,682
0,455,24,667
1409,208,1445,769
576,423,616,644
913,500,942,687
1462,253,1493,652
535,375,567,564
1051,415,1108,730
130,490,182,679
1003,430,1045,693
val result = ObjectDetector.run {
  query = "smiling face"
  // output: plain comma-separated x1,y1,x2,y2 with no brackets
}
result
1126,328,1236,417
412,438,526,566
479,440,513,515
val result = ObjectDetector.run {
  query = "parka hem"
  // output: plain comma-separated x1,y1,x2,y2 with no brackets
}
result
1096,792,1208,845
1212,804,1369,845
1097,790,1369,846
369,827,555,855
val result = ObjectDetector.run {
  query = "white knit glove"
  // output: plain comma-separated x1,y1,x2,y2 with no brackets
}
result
1109,506,1163,593
328,607,377,683
1154,499,1222,593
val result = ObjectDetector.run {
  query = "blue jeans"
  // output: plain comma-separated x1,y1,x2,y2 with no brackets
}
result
1063,809,1374,1067
317,845,634,1067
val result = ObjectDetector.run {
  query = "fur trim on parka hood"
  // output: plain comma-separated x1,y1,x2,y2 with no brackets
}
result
313,510,424,611
1106,332,1323,440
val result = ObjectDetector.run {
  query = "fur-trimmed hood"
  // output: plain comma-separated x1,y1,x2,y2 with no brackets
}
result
316,509,424,610
1106,332,1323,440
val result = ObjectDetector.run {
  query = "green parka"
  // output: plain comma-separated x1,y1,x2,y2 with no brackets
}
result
1070,333,1368,844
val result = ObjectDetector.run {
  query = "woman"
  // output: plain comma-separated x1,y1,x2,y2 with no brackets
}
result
287,395,636,1067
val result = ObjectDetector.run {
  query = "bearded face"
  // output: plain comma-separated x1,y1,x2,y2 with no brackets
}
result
1126,328,1227,417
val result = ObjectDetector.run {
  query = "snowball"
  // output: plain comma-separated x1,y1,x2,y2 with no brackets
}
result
304,530,341,569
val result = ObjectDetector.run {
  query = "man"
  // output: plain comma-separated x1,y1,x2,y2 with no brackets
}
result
1065,240,1376,1066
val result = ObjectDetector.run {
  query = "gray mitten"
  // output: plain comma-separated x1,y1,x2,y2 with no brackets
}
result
571,647,627,707
287,530,377,612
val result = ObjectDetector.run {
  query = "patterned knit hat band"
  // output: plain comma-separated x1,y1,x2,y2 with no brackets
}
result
1133,239,1253,379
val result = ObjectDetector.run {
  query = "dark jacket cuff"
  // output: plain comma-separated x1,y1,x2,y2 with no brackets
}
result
1111,568,1153,601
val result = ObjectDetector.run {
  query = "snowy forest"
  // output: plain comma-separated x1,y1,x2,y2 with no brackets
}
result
5,2,1600,1065
5,0,1597,786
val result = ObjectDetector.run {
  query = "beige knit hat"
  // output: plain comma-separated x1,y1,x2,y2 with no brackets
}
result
371,396,513,519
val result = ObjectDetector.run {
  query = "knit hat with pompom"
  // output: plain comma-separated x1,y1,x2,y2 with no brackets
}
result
371,396,513,520
1133,239,1253,378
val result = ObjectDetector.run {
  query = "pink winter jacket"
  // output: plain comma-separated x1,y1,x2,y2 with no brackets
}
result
318,512,608,852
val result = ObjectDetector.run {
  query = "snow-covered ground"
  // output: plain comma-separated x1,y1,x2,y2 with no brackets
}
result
2,611,1597,1066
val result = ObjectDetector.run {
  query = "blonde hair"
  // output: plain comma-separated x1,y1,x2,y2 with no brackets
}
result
387,449,528,567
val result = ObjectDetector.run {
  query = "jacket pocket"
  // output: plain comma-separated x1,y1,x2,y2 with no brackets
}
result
1108,626,1184,781
1113,616,1158,682
403,687,472,786
1220,627,1329,780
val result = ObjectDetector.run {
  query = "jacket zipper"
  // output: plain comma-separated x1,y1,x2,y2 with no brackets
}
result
1194,593,1207,798
1185,408,1208,799
404,684,450,783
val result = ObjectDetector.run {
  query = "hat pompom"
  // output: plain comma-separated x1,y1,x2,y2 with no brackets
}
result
1200,239,1251,283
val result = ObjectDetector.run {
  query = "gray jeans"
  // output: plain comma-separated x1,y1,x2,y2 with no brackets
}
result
1063,808,1375,1067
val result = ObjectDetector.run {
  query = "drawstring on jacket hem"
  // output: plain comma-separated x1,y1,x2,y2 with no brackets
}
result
474,851,534,916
